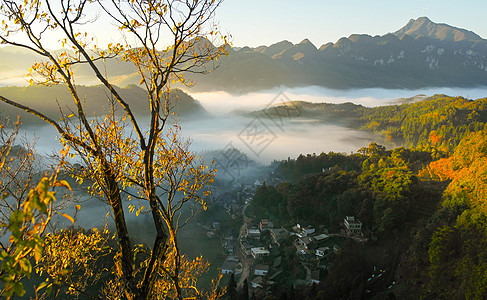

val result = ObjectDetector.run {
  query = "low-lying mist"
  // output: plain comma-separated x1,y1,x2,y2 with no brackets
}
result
183,116,373,164
186,85,487,114
22,114,373,166
19,85,487,165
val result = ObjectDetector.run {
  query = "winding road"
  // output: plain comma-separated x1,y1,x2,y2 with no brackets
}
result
237,204,252,288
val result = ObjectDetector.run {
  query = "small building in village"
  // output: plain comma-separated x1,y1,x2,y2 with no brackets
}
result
220,260,238,274
235,263,243,275
308,269,323,286
251,276,265,289
269,228,289,246
344,216,362,235
297,236,314,250
251,247,270,259
315,247,330,258
313,233,330,244
246,227,261,239
293,223,316,237
254,264,270,276
259,219,274,232
240,238,254,256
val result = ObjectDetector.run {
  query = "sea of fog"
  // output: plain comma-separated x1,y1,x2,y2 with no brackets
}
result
20,86,487,165
187,85,487,113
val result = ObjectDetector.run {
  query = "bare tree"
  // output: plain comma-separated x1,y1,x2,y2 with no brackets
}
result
0,0,227,299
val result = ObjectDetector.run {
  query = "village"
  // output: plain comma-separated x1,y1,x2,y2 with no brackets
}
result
199,180,368,298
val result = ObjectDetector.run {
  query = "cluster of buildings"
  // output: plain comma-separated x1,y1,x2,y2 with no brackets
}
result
218,215,363,296
240,219,285,291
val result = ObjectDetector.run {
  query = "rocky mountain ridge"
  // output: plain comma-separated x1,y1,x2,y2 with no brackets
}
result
185,17,487,93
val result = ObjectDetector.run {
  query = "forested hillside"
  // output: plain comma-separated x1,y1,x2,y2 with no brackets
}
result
360,95,487,153
399,130,487,299
259,95,487,155
0,85,206,125
247,96,487,298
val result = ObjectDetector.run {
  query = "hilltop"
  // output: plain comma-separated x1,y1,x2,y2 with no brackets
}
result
0,85,206,125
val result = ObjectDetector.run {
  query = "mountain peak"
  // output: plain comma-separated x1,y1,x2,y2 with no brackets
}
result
296,38,317,51
298,38,313,45
394,17,482,42
253,40,294,57
411,16,433,25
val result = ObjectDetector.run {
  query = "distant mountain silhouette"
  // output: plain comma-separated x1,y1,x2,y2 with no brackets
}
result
1,17,486,93
254,40,294,57
184,17,487,93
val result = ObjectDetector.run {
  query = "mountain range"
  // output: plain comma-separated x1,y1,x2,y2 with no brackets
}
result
185,17,487,93
0,17,486,93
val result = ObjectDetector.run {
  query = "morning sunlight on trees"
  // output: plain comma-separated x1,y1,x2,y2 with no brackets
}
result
0,115,73,298
0,0,228,299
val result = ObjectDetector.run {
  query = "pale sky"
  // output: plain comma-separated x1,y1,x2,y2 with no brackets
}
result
1,1,486,50
215,0,487,47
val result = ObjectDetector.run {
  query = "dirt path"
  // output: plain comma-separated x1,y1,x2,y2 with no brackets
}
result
327,233,368,243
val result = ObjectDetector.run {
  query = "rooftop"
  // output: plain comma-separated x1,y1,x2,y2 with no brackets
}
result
313,233,330,242
345,216,362,225
251,247,270,254
255,264,270,271
220,260,237,271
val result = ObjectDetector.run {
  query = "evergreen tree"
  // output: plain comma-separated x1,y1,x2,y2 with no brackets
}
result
251,291,257,300
289,285,296,300
239,279,249,300
227,273,237,299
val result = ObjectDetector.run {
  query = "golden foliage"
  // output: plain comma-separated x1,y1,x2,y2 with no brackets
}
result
421,129,487,210
36,227,111,297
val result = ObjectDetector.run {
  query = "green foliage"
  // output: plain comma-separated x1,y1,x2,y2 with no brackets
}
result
268,145,433,233
249,183,285,221
0,177,71,299
428,226,456,269
321,245,368,299
358,147,417,232
278,151,364,181
358,95,487,155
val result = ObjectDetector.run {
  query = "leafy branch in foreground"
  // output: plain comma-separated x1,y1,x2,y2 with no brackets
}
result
0,117,72,298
